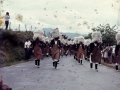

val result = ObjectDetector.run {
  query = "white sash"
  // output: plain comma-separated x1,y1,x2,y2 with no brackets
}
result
55,41,57,44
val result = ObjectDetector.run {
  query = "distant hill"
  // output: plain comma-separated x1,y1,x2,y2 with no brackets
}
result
42,28,87,39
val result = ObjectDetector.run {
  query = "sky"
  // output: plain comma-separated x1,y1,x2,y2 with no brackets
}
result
0,0,119,34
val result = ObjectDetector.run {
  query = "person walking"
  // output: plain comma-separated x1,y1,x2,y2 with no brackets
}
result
24,39,29,60
50,28,61,69
32,37,43,68
89,31,103,72
115,32,120,71
76,36,85,65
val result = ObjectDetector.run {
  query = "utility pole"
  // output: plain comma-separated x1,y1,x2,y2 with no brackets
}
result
25,24,27,32
18,24,20,31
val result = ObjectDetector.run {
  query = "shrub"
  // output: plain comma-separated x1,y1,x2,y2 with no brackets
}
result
0,29,33,66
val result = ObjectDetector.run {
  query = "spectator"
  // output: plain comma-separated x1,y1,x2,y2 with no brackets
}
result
112,46,115,63
103,45,110,63
108,48,112,64
27,39,32,58
5,12,10,30
27,39,31,49
29,39,33,58
24,39,30,60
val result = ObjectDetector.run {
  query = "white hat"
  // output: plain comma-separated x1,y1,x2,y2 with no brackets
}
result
52,28,60,38
33,30,44,40
59,33,63,40
84,39,91,46
41,36,45,42
33,34,41,40
116,32,120,45
61,39,66,44
68,40,73,45
92,31,102,42
78,36,84,43
33,30,44,35
73,37,79,44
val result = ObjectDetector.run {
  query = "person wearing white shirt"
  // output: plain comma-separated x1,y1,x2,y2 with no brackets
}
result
24,39,30,60
5,12,10,30
28,39,32,58
24,41,28,48
27,40,31,48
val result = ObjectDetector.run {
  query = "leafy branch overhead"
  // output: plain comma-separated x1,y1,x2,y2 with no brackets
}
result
85,24,117,45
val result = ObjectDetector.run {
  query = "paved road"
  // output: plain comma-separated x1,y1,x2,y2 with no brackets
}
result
0,55,120,90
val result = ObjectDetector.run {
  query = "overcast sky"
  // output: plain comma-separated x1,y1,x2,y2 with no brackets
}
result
0,0,119,34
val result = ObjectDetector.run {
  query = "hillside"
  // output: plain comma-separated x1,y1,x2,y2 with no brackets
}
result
0,29,33,67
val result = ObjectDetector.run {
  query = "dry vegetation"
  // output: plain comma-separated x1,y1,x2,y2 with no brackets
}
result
0,29,33,67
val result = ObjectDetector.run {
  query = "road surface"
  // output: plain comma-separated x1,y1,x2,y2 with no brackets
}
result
0,55,120,90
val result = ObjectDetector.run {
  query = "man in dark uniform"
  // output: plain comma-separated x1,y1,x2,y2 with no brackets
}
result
115,32,120,71
73,42,78,60
50,28,61,69
76,36,85,65
89,31,103,72
64,42,69,56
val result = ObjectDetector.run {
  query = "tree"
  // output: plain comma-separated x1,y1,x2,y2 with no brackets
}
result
84,33,92,39
85,24,117,45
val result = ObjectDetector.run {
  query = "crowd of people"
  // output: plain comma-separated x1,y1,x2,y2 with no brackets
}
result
1,12,120,90
3,12,120,71
23,28,120,72
2,11,120,90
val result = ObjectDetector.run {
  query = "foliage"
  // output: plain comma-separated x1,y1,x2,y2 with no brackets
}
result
85,24,117,45
84,33,92,39
1,30,33,47
0,29,33,67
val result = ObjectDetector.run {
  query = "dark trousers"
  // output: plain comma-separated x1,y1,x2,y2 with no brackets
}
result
35,59,40,66
25,48,30,60
5,21,9,29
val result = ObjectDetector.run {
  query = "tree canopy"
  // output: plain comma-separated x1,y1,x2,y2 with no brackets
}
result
85,24,118,46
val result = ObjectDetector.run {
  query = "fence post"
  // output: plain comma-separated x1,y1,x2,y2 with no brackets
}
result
9,22,11,30
31,26,32,31
25,24,27,32
18,24,20,31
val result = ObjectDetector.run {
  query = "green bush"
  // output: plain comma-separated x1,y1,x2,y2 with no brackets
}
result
2,30,33,47
2,31,19,46
0,29,33,66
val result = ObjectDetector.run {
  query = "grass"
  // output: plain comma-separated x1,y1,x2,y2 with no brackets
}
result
0,29,33,67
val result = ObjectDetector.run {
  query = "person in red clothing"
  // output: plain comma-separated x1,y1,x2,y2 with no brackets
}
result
50,28,61,69
89,31,103,72
76,36,85,65
32,30,45,68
